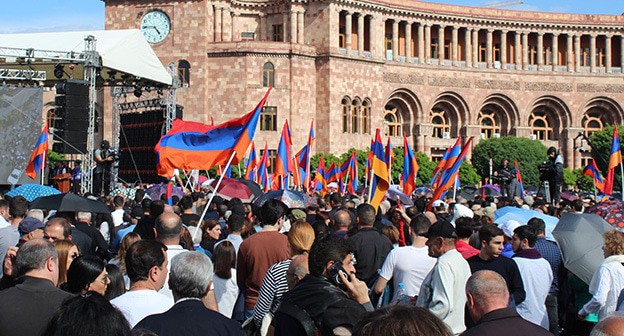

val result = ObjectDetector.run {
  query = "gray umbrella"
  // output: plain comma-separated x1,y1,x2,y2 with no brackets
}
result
552,213,611,285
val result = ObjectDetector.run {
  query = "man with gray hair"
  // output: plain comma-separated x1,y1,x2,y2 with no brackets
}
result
590,312,624,336
0,239,72,336
74,211,109,259
134,251,242,335
462,270,552,336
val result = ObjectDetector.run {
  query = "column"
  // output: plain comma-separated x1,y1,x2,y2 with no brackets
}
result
552,33,559,70
418,23,425,64
298,11,305,44
464,28,472,66
566,34,573,72
282,12,288,43
451,26,458,66
425,23,431,63
406,22,413,62
590,34,596,72
486,29,493,68
522,31,528,70
537,32,544,70
472,28,479,67
438,25,445,62
345,11,352,52
259,13,266,40
515,31,521,70
230,10,237,41
565,136,574,170
501,30,507,68
392,19,399,60
290,10,298,43
222,7,231,41
574,34,581,72
606,35,612,73
214,6,222,42
358,13,365,55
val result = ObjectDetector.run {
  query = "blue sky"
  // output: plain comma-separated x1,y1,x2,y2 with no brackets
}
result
0,0,622,34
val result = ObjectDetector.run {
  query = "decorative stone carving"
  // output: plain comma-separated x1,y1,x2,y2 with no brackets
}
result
577,83,624,93
382,72,425,84
475,80,520,90
428,76,471,88
525,82,572,92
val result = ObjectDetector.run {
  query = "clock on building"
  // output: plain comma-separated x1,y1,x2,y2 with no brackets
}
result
140,10,171,43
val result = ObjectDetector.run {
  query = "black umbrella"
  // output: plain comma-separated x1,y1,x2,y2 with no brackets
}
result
30,193,110,214
236,179,263,198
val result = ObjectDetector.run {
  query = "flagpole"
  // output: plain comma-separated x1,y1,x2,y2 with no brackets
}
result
620,162,624,201
367,169,374,204
238,162,242,178
193,151,237,243
40,162,44,185
343,170,350,195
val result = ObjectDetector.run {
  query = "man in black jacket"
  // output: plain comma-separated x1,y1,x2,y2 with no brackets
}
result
74,211,109,260
463,270,552,336
273,234,372,336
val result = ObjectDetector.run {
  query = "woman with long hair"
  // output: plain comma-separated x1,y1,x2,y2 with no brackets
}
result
212,241,239,318
253,221,315,327
104,264,126,301
53,240,80,288
65,255,110,296
109,232,140,290
199,218,221,256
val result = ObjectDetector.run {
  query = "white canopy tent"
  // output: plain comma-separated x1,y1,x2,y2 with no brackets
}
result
0,29,172,85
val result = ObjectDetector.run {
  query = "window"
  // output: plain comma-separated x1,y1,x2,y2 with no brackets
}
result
582,48,590,66
597,48,605,67
361,100,370,134
493,43,501,62
431,109,450,138
444,39,451,59
339,26,346,48
177,60,190,87
529,111,552,140
529,46,537,65
260,106,277,131
582,112,604,137
385,34,392,51
431,39,439,59
260,149,277,174
262,62,275,87
478,110,500,139
479,43,486,62
384,107,401,137
342,98,350,133
272,24,283,42
351,99,360,134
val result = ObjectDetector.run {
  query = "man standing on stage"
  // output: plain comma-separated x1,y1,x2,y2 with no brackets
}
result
94,140,114,196
546,147,563,205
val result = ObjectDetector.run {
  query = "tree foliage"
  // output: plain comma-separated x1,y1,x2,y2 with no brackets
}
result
588,125,624,192
472,137,548,187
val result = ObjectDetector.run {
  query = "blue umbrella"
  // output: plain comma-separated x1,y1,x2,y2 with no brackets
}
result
6,184,61,202
494,206,559,241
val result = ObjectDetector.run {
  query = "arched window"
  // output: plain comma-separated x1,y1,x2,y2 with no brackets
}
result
384,107,402,137
582,112,604,137
351,99,360,134
362,100,370,134
262,62,275,87
177,60,191,87
529,111,553,140
431,109,450,138
478,110,500,139
342,98,350,133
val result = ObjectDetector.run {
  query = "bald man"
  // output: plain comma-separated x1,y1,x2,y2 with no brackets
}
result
155,213,187,299
591,313,624,336
463,270,553,336
332,210,351,238
286,254,309,290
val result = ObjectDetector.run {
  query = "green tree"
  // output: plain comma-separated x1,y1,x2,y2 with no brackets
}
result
588,125,624,192
459,162,480,187
472,137,548,186
574,169,594,192
563,167,576,189
48,150,65,164
416,152,436,185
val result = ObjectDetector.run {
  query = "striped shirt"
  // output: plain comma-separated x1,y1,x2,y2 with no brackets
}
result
253,259,292,327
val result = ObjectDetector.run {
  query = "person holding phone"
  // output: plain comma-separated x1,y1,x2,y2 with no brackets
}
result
273,234,372,336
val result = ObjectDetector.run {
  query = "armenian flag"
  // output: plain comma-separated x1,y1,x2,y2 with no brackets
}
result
295,120,315,189
583,158,605,193
274,121,293,189
341,151,359,195
244,142,257,181
256,143,271,192
25,124,49,180
514,160,526,197
428,137,473,210
402,132,419,196
429,137,462,187
315,156,327,196
155,88,271,177
386,137,394,178
604,127,622,195
369,129,389,210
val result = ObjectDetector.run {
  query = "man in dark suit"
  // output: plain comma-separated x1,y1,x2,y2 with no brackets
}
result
134,251,242,335
0,239,73,336
463,270,552,336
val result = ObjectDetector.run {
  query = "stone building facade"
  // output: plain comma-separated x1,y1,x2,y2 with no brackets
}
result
103,0,624,169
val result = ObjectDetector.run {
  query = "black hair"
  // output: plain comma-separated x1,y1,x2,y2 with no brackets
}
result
179,195,194,210
547,146,557,155
149,200,165,217
308,234,353,277
9,195,28,218
526,217,546,235
329,193,343,206
454,217,474,239
113,196,125,208
356,203,376,227
227,214,245,233
513,225,538,247
141,198,152,212
104,264,126,301
257,199,287,226
409,214,431,235
45,292,131,336
353,305,452,336
479,224,504,245
134,189,146,203
571,199,584,212
66,255,106,294
125,240,167,283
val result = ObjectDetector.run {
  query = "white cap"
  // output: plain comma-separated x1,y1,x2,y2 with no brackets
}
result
452,204,474,225
432,200,448,210
327,182,338,189
499,219,523,238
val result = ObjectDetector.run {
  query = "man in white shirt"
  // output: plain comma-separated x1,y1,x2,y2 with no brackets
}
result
0,200,10,229
155,213,188,299
511,225,553,330
416,219,472,335
111,240,172,327
111,195,126,227
374,214,436,302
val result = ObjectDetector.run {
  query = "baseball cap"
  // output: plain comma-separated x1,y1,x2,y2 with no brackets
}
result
432,200,448,210
290,209,307,222
499,219,523,238
18,217,45,236
419,219,456,239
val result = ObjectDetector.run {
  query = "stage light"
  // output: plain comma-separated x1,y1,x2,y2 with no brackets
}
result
134,85,142,98
54,64,64,79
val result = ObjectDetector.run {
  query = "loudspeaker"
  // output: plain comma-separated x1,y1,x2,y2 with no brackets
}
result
54,80,89,154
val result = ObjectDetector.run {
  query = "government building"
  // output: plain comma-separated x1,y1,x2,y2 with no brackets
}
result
103,0,624,170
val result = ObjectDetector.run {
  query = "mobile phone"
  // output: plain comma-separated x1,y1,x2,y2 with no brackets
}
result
327,260,348,290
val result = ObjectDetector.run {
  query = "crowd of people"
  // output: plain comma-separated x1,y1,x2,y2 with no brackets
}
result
0,181,623,336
